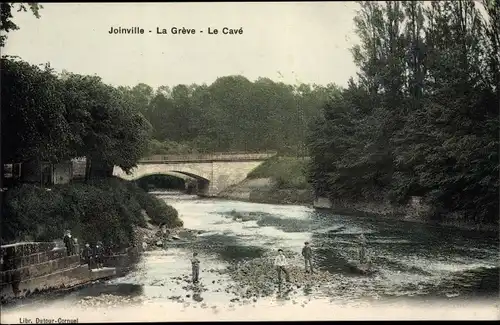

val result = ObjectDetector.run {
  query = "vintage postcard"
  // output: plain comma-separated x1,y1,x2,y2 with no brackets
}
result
1,1,499,322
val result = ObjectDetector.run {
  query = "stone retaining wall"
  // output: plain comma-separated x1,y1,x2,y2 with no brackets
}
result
0,241,141,304
0,255,80,284
3,247,68,270
312,196,431,221
0,264,117,301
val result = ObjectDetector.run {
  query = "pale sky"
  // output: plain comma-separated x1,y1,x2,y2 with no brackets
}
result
3,2,360,89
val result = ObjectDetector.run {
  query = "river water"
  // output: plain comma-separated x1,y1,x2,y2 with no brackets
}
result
2,192,499,321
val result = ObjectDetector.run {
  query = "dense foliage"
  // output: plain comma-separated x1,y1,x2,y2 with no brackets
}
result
308,0,499,225
119,79,340,155
1,177,182,245
1,58,152,175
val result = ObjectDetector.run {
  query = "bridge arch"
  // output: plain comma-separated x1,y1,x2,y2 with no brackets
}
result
113,152,277,196
132,171,207,194
113,165,214,195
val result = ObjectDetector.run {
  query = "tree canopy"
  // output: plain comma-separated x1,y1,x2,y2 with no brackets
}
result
0,2,42,47
1,57,151,174
307,0,499,225
118,78,340,155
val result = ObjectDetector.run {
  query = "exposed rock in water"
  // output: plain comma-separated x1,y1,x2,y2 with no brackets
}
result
217,254,342,300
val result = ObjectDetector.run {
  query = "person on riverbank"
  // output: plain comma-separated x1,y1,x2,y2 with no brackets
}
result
301,242,314,274
94,241,104,269
274,249,291,283
63,230,74,256
81,243,93,270
191,252,200,284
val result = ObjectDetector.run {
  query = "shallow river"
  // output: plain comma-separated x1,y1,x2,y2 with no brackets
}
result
2,192,499,321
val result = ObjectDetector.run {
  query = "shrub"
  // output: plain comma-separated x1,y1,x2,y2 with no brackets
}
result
1,177,182,246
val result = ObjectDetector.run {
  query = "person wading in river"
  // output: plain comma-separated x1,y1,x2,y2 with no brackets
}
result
301,242,314,273
274,249,291,283
357,233,369,264
191,252,200,284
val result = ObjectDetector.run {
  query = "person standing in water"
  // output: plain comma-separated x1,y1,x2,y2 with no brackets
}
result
357,233,368,264
274,249,291,283
191,252,200,284
301,242,314,273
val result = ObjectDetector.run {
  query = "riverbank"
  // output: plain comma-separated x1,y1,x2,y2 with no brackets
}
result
1,177,182,246
2,246,498,321
217,157,498,233
1,177,184,305
219,180,498,233
2,192,498,321
218,156,314,205
218,177,314,205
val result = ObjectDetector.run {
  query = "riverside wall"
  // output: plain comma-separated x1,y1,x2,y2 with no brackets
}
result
0,242,140,303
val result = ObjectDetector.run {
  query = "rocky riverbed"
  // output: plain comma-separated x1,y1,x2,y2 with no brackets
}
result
7,228,493,320
2,192,498,322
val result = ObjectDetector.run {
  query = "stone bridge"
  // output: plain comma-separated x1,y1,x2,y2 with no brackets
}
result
113,151,277,196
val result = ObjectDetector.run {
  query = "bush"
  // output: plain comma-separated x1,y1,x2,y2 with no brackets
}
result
123,179,182,227
1,177,182,246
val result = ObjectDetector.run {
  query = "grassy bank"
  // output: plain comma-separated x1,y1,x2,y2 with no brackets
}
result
247,156,310,190
1,177,182,246
226,156,315,205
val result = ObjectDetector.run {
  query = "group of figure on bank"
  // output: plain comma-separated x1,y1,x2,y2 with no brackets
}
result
63,230,109,270
274,235,369,283
188,236,369,285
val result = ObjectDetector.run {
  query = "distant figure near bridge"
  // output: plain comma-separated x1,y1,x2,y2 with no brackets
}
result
113,151,277,196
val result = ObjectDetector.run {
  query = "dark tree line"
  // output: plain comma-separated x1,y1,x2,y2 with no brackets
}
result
308,0,499,225
118,78,340,155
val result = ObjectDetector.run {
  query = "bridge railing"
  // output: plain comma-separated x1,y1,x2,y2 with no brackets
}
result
139,151,278,163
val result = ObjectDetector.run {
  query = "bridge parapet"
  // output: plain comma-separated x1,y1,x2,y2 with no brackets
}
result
139,151,277,163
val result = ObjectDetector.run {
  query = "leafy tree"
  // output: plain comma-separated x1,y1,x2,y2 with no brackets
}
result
308,0,499,225
60,73,152,176
0,2,42,47
1,57,72,165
